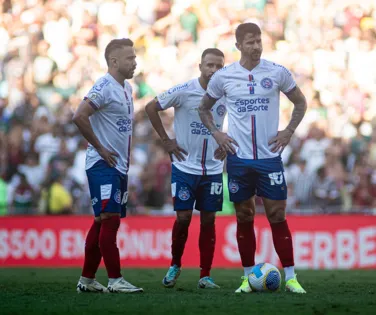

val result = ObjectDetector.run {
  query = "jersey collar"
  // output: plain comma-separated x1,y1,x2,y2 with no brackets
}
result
237,59,264,73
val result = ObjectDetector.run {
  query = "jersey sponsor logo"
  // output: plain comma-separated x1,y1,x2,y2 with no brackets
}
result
114,189,121,204
229,180,239,193
210,182,223,195
216,104,226,117
190,121,221,135
116,117,132,133
268,172,284,185
261,78,273,90
167,83,189,94
94,78,110,91
235,98,270,106
235,98,269,113
178,187,190,201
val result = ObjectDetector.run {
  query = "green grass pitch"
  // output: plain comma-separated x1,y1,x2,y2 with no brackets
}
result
0,268,375,315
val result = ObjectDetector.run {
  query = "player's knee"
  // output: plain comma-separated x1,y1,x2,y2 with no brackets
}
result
235,201,255,223
267,207,286,223
176,211,192,226
236,211,254,223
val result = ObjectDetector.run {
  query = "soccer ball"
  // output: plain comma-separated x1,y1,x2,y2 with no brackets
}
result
248,262,281,292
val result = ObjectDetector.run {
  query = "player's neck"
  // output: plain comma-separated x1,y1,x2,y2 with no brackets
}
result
108,70,125,87
239,57,260,72
198,76,208,91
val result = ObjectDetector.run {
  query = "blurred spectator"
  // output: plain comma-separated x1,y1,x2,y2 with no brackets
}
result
12,173,34,215
300,125,331,173
352,173,376,209
39,173,73,215
312,167,342,212
285,159,315,208
18,153,44,190
34,123,62,170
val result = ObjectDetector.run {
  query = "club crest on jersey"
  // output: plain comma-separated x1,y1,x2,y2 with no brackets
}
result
247,74,256,94
114,189,121,204
216,104,226,117
178,187,190,201
229,180,239,193
261,78,273,90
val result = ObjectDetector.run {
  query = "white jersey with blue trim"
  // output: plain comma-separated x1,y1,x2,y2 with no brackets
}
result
83,73,133,175
156,78,226,175
207,59,296,160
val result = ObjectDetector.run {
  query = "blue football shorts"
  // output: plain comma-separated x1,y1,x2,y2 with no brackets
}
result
226,153,287,203
86,160,128,218
171,165,223,212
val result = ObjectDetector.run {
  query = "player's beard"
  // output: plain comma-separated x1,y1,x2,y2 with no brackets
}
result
120,67,134,79
250,50,262,61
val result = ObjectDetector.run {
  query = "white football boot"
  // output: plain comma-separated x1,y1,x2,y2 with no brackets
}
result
76,276,108,293
107,277,144,293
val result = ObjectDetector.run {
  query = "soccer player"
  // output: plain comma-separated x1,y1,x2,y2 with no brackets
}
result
198,23,307,294
73,39,143,293
145,48,226,289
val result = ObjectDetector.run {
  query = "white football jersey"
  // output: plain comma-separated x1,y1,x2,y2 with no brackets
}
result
156,78,226,175
83,73,133,174
207,59,296,160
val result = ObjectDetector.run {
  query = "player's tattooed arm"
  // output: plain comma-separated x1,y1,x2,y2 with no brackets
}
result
145,97,187,161
199,94,238,154
268,85,307,153
284,86,307,134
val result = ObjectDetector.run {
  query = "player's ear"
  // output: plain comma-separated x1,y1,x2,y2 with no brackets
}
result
235,42,241,51
199,63,202,72
110,57,118,68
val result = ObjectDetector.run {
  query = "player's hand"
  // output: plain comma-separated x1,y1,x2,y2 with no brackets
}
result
214,147,227,161
268,129,293,153
97,146,119,167
162,138,188,162
213,131,238,155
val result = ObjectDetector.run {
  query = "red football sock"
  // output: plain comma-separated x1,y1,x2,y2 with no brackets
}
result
270,220,294,267
82,220,102,278
237,221,256,267
170,220,189,267
99,216,122,278
199,223,216,279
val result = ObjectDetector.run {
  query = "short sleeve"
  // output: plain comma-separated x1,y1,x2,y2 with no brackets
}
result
277,65,296,94
156,83,188,110
207,71,225,100
84,78,111,110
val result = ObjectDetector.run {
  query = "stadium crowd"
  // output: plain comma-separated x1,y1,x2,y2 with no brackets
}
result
0,0,375,215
